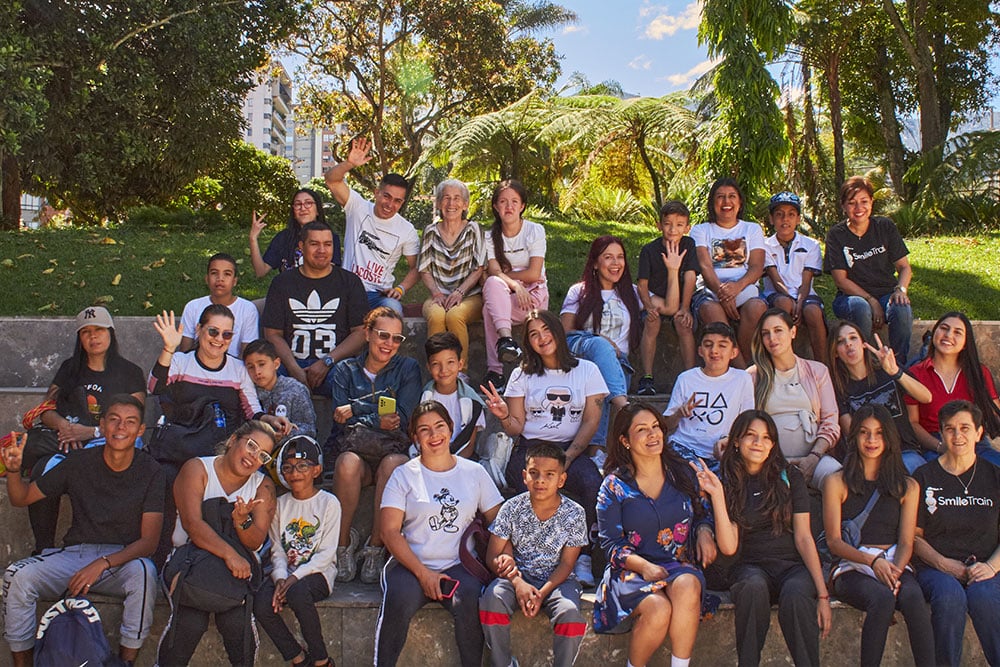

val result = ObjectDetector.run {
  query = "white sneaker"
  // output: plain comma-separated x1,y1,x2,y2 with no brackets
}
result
574,554,595,588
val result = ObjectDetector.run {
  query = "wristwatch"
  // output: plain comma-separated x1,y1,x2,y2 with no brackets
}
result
323,355,334,368
93,426,101,439
239,515,254,530
895,285,908,294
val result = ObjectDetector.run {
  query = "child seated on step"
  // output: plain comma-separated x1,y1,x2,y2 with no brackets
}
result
417,333,486,459
255,436,340,667
480,443,589,667
179,252,259,357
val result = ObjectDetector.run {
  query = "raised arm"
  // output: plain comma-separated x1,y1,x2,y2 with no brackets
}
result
324,138,372,207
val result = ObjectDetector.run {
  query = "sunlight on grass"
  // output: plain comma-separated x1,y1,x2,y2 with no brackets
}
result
0,224,997,320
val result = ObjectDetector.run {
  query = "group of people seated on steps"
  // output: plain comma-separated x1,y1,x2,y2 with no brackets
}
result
1,140,999,667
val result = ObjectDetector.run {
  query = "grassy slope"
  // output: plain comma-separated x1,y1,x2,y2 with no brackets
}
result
0,222,996,320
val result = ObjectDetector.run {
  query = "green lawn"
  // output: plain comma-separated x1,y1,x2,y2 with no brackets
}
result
0,221,996,320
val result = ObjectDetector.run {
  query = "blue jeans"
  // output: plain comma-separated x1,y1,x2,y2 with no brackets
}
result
832,293,912,366
916,566,1000,666
367,290,403,315
566,331,632,448
901,449,930,474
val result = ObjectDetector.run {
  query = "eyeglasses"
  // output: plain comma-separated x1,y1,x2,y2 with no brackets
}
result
280,461,316,475
205,327,235,340
292,201,316,209
373,329,406,345
244,437,273,466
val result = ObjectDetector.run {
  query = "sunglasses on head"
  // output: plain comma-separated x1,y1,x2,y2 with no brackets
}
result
205,327,234,340
373,329,406,345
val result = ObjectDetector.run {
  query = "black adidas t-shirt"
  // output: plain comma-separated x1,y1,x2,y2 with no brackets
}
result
262,267,367,364
915,457,1000,563
738,466,811,564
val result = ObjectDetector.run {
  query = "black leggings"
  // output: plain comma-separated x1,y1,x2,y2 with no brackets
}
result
254,573,330,662
157,603,256,666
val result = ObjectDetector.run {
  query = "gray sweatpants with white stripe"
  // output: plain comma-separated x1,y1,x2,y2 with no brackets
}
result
1,544,157,652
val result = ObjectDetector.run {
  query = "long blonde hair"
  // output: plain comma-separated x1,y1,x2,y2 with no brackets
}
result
750,308,797,409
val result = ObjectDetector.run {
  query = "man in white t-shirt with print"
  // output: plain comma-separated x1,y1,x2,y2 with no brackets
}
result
325,137,420,315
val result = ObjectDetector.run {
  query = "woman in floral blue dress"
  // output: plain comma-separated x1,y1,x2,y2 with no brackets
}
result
594,401,736,667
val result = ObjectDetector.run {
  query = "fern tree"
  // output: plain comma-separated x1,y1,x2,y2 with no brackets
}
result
539,93,700,214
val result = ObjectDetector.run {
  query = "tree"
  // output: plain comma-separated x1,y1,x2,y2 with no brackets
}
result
699,0,796,204
291,0,574,183
3,1,303,223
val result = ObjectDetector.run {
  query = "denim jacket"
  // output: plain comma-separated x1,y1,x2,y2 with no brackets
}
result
331,351,423,434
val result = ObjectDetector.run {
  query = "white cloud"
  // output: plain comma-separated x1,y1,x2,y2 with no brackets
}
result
629,55,653,71
562,24,589,36
640,1,703,40
663,58,717,87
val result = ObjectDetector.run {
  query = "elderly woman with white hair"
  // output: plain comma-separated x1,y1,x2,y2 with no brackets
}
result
418,178,487,367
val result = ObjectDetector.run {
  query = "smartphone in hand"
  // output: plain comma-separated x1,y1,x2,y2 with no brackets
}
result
378,396,396,416
440,577,459,599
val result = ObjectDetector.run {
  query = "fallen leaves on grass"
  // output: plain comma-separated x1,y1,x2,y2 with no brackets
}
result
141,258,166,271
94,295,114,305
1,259,13,268
98,237,117,245
41,268,54,275
37,303,57,312
181,272,191,282
143,301,154,309
111,273,121,286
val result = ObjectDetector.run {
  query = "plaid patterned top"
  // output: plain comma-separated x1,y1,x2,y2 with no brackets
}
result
418,220,486,296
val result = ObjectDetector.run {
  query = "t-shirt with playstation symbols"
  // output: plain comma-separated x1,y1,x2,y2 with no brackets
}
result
341,189,420,293
914,457,1000,563
664,367,755,459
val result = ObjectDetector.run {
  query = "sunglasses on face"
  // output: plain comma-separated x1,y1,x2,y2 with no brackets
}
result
205,327,235,340
373,329,406,345
280,461,316,475
244,437,272,466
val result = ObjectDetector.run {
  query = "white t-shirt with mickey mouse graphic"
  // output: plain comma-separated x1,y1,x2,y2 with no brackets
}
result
381,457,503,571
504,359,609,443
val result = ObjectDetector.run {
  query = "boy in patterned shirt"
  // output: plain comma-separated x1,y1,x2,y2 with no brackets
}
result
479,443,589,667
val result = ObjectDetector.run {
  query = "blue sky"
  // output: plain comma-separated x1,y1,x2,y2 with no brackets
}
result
549,0,712,96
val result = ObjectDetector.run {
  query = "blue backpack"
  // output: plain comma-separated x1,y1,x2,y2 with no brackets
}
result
34,597,125,667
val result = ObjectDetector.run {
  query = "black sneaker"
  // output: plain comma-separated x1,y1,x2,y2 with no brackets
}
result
482,370,506,394
636,375,657,396
497,336,523,364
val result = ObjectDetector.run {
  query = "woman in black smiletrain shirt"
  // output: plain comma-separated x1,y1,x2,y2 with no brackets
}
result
822,405,933,667
720,410,831,667
913,400,1000,667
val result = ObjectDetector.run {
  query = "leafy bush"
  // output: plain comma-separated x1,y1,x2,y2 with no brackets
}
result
563,186,653,224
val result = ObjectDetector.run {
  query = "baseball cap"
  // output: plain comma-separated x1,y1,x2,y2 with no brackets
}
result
276,435,323,489
75,306,115,332
769,191,801,214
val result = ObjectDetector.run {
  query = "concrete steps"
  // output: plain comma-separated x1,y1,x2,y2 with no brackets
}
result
7,587,987,666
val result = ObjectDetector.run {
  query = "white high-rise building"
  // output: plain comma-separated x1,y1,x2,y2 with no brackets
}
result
290,111,345,184
241,62,293,158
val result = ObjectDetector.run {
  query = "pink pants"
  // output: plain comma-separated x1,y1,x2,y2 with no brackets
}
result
482,275,549,373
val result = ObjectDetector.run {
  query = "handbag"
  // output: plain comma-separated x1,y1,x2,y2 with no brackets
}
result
338,423,409,469
816,488,881,563
145,397,233,465
459,514,493,586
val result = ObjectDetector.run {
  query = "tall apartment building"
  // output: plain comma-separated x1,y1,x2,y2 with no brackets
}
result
290,112,344,184
241,62,293,158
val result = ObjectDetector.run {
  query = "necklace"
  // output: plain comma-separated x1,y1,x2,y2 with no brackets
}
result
948,459,977,495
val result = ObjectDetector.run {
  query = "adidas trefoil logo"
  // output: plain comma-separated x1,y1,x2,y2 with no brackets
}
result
290,291,340,324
